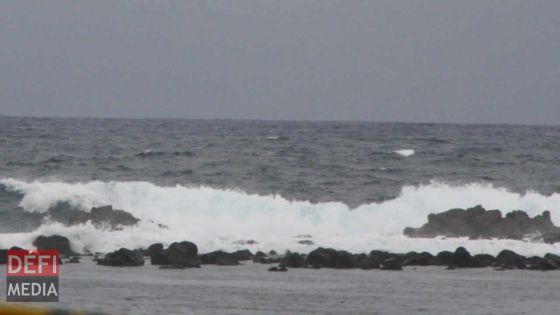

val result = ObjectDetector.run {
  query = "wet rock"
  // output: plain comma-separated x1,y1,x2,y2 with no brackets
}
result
232,249,253,261
0,249,6,264
268,266,288,272
402,251,440,266
97,248,144,267
404,205,558,240
146,243,164,257
150,241,200,268
436,251,454,265
68,256,80,263
305,248,355,269
253,251,282,264
281,251,305,268
496,250,527,269
200,251,240,266
448,247,481,268
380,258,402,270
33,235,75,258
472,254,496,267
68,205,140,230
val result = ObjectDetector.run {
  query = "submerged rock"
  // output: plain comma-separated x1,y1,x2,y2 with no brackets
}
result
33,235,75,258
97,248,144,267
404,205,558,240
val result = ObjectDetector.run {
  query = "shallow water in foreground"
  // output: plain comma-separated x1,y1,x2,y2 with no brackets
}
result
1,260,559,314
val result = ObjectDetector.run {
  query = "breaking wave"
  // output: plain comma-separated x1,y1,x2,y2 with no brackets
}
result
0,178,559,256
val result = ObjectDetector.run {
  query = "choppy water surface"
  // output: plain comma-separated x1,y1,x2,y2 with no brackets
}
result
1,117,560,255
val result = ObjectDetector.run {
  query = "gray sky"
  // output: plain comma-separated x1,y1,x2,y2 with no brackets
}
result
1,1,559,125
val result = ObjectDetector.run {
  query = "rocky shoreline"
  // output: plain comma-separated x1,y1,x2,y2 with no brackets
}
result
2,205,560,272
2,234,560,272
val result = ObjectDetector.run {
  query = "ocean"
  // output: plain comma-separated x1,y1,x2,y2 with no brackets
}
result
1,116,560,256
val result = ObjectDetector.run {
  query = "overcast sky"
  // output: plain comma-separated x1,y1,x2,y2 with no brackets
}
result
0,1,559,125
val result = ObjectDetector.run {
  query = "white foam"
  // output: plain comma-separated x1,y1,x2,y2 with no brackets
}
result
1,178,559,256
394,149,415,157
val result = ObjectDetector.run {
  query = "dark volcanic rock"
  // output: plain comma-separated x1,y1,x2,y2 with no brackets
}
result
68,205,140,230
151,241,200,268
281,251,305,268
473,254,496,267
253,251,282,264
67,256,80,263
98,248,144,267
448,247,481,268
0,249,6,264
496,250,527,269
232,249,253,261
146,243,164,257
436,251,454,266
540,232,560,244
404,205,558,240
380,258,402,270
33,235,75,258
305,248,355,269
402,251,440,266
356,250,394,270
200,251,240,265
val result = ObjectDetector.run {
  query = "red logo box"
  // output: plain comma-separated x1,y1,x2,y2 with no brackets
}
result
6,250,59,277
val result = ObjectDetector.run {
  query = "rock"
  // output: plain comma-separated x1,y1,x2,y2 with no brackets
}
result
404,205,558,240
496,250,527,269
380,258,402,270
297,240,314,245
151,241,200,268
402,252,440,266
540,232,560,244
305,248,355,269
68,256,80,263
472,254,496,267
281,251,305,268
33,235,75,258
356,250,394,270
436,251,454,265
253,251,282,264
268,266,288,272
146,243,164,257
232,249,253,261
448,247,481,268
68,205,140,230
200,251,240,266
526,256,558,271
0,249,6,264
97,248,144,267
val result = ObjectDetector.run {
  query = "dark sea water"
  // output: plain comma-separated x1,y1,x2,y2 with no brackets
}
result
1,117,560,314
0,116,560,255
2,116,559,205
